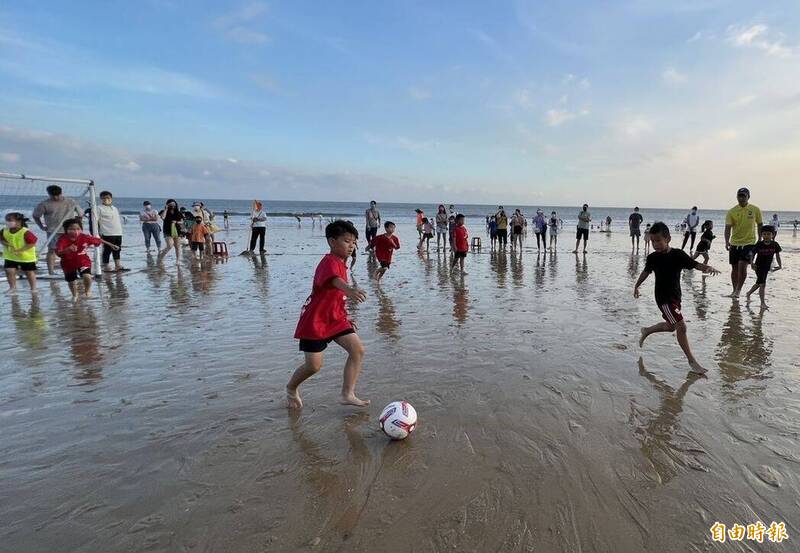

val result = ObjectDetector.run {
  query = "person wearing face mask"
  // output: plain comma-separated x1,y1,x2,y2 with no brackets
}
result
139,201,162,253
159,199,184,259
97,190,129,272
681,206,701,252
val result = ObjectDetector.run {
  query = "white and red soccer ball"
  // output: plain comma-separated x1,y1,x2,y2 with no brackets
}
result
379,401,417,440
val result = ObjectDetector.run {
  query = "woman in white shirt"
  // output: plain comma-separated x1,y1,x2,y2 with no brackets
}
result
97,190,128,272
139,200,162,252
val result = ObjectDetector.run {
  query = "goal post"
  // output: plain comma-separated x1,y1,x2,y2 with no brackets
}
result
0,172,102,278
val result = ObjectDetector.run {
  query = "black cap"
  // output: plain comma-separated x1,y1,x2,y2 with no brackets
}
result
737,187,750,197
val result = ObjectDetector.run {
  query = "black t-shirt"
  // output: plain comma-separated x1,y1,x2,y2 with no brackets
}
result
644,248,699,303
629,212,643,230
753,240,781,269
700,229,715,243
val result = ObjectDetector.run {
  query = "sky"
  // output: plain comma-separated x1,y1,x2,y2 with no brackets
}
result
1,1,799,209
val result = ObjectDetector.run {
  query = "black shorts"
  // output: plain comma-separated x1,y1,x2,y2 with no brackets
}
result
576,228,589,241
696,240,710,253
423,232,433,239
64,267,92,282
729,244,755,265
191,242,204,252
513,225,523,235
380,260,391,269
630,229,641,237
454,251,467,259
4,260,37,272
755,266,771,284
299,328,355,353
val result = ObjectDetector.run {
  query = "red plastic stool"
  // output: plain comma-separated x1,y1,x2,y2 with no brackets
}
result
212,242,229,256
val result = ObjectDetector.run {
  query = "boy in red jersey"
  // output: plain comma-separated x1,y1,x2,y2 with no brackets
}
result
55,218,119,299
366,221,400,282
451,214,469,274
287,220,369,409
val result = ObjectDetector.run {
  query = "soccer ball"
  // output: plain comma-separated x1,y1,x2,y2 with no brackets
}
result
379,401,418,440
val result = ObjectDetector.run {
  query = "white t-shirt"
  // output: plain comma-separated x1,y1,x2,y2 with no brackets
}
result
252,210,267,228
577,210,591,230
98,204,123,236
686,212,700,230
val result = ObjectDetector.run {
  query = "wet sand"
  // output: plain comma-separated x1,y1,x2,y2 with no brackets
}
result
2,222,799,552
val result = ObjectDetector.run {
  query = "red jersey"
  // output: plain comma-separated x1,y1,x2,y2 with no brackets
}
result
56,233,103,272
294,254,352,340
370,233,400,263
454,225,469,252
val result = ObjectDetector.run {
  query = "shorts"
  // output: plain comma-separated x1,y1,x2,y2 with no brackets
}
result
490,231,497,239
4,260,37,272
658,301,684,325
424,232,433,239
299,328,355,353
454,251,467,259
379,260,391,269
436,228,448,237
729,244,755,265
630,229,641,237
191,242,204,252
755,266,771,285
696,240,710,253
64,267,92,282
513,225,523,235
576,228,589,241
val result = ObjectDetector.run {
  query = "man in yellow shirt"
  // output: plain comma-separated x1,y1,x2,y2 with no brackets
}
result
724,187,763,297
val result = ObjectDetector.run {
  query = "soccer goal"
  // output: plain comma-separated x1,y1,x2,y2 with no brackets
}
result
0,172,102,279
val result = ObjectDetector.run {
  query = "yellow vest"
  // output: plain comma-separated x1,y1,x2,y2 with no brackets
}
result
2,227,37,263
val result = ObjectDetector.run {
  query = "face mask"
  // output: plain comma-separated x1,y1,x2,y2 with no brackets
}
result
103,198,112,205
144,205,151,211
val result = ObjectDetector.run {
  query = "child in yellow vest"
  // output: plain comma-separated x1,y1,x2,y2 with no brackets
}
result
1,212,38,294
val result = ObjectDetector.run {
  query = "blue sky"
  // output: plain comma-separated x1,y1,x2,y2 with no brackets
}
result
1,1,799,208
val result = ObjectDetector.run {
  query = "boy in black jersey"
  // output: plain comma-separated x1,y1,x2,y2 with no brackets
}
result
634,222,721,374
745,225,782,309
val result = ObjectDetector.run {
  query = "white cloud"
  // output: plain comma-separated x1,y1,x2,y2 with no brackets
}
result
226,158,239,164
545,109,576,127
363,132,440,153
729,95,756,108
0,152,20,163
114,161,140,171
662,67,687,85
214,2,270,45
621,116,653,139
579,78,590,89
513,88,535,109
408,86,431,101
727,24,792,58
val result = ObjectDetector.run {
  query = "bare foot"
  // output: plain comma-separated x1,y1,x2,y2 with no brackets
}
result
639,327,648,348
760,303,769,311
688,361,707,375
339,393,370,407
286,387,303,409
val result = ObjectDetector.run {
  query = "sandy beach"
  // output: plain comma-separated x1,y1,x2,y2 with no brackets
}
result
2,220,799,552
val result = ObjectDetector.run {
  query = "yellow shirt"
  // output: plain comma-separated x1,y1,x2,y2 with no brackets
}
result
725,204,762,246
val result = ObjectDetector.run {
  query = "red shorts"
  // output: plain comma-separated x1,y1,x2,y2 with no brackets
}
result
658,301,684,325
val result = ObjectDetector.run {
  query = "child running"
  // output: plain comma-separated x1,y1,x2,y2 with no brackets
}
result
189,215,210,259
56,218,119,300
746,225,782,309
634,222,720,375
1,212,38,294
691,220,715,265
367,221,400,282
451,214,469,274
287,220,369,409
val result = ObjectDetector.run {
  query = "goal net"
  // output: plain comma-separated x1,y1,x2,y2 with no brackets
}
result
0,172,101,278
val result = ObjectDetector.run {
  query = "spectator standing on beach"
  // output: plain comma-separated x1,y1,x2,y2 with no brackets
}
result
451,214,469,274
548,211,559,251
725,187,763,297
365,201,381,245
435,205,449,251
629,207,643,252
771,213,780,235
32,185,83,275
414,209,425,239
573,203,591,253
97,191,128,273
533,209,547,251
495,208,509,250
139,201,162,253
160,199,184,259
223,210,230,230
681,206,701,252
249,201,267,253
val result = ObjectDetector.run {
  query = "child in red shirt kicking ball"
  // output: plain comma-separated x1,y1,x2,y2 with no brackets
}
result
451,214,469,274
56,218,119,300
366,221,400,282
287,220,369,409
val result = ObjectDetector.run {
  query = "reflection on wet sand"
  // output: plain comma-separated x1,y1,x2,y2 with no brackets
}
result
11,295,47,355
715,302,773,399
627,252,640,281
374,285,400,341
489,250,507,288
510,251,524,288
575,252,589,298
451,275,469,325
631,358,704,483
